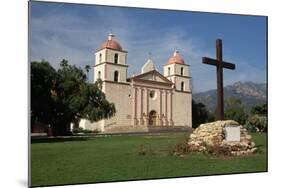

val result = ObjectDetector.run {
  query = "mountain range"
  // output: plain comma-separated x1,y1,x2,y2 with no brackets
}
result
193,81,267,112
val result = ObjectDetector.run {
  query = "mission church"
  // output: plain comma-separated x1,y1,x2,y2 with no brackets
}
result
79,34,192,133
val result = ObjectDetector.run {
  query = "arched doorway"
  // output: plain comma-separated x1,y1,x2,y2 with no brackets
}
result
149,110,157,126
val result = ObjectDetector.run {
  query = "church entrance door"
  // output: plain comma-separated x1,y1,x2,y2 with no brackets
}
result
149,110,157,126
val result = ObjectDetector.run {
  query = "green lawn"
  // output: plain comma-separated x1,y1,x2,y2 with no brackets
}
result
31,133,267,187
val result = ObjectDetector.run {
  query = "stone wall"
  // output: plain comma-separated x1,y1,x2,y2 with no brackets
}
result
173,91,192,127
187,120,257,156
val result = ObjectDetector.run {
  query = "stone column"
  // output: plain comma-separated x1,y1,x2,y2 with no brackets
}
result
140,87,144,125
165,90,168,126
145,88,149,125
132,86,138,125
158,90,163,126
169,91,174,126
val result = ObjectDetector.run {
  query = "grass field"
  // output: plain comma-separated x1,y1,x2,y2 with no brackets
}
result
31,132,267,187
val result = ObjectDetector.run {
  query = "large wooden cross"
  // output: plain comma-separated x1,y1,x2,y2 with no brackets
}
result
202,39,236,120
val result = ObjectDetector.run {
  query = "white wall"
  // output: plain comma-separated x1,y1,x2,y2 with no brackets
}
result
147,89,160,114
79,119,104,132
93,64,105,82
106,49,127,65
106,64,128,82
174,65,190,77
103,82,132,127
95,48,127,65
173,91,192,127
95,49,107,65
174,77,191,92
163,64,175,77
94,48,128,82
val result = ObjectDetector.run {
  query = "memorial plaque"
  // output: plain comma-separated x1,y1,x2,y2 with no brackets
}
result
224,125,240,141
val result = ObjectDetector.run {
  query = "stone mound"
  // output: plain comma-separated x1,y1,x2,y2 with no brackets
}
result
187,120,257,156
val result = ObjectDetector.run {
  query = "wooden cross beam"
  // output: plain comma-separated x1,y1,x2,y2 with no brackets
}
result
202,39,236,120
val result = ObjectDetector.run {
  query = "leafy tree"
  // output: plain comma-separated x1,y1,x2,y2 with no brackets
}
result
84,64,91,83
31,60,57,128
192,100,214,128
224,97,248,125
247,115,267,132
251,104,267,116
245,104,268,133
31,60,116,135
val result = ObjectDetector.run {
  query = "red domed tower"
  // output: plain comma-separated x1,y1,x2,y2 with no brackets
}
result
163,50,191,92
99,33,123,51
94,33,128,83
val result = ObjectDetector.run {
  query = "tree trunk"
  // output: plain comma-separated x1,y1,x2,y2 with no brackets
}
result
51,122,72,136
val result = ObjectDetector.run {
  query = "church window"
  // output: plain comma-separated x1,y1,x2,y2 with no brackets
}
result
98,71,101,79
150,91,155,98
114,53,118,64
149,90,156,99
168,67,171,75
181,67,184,76
181,81,184,91
99,53,102,63
114,71,119,82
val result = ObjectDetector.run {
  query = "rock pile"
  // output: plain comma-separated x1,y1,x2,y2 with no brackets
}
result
187,120,257,156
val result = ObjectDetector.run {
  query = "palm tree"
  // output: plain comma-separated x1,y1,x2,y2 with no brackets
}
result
60,59,68,68
85,65,91,83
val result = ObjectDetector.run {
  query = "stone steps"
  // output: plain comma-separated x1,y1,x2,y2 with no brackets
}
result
104,124,193,134
147,126,193,133
105,125,148,133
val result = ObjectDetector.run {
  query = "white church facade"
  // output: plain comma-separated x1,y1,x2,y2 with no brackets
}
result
79,34,192,133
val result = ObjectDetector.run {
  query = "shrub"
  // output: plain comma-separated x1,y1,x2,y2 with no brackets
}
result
243,121,257,133
137,145,155,156
72,127,100,134
174,143,190,154
192,100,214,128
137,145,146,155
247,115,267,132
83,129,100,134
224,97,248,125
205,145,231,156
251,104,267,116
72,127,84,133
225,107,248,125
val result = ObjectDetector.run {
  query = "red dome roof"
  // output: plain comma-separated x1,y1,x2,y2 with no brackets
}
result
167,50,185,65
99,34,122,51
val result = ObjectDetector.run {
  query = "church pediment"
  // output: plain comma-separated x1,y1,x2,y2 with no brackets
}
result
130,70,173,85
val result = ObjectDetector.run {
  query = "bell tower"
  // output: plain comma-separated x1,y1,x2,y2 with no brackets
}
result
93,34,128,83
163,50,191,92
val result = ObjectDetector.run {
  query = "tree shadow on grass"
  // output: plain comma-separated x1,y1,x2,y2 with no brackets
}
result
31,137,91,144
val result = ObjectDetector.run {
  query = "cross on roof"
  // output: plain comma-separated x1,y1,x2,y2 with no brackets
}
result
148,51,152,59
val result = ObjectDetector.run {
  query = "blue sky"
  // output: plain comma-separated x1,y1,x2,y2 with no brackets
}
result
30,1,267,92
